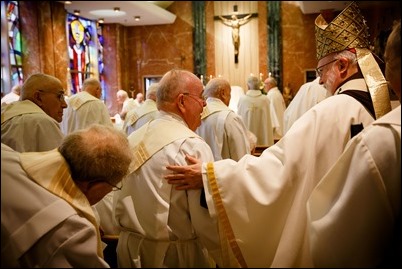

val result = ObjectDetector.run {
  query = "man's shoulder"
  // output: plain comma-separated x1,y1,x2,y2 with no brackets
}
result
81,98,107,107
13,110,57,123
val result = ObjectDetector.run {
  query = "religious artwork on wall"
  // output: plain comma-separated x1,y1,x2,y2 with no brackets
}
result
218,12,256,64
219,13,252,63
5,0,23,86
66,14,101,95
96,21,105,102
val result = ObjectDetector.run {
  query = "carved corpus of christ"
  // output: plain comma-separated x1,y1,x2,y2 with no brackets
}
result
219,13,252,63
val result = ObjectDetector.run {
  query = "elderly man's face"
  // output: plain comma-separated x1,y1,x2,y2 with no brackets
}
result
38,88,67,122
181,79,206,131
317,54,340,95
116,94,125,104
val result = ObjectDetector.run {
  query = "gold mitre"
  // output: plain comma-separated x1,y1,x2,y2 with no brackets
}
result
315,2,391,119
315,1,369,60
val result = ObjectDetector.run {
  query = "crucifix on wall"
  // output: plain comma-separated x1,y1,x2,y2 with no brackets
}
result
216,6,258,63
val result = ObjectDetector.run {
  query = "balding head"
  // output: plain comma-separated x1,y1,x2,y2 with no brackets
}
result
157,69,205,131
135,92,144,104
59,124,132,205
82,78,102,99
204,78,232,106
21,73,63,101
20,73,67,122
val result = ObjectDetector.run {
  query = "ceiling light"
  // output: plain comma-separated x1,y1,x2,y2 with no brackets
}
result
114,7,120,12
134,16,141,21
98,18,104,24
65,1,72,4
73,10,80,16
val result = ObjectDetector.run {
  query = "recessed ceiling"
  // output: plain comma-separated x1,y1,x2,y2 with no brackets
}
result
297,1,400,14
297,1,351,14
64,1,176,26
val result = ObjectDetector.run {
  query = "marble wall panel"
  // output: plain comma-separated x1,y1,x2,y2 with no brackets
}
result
102,24,121,115
281,2,317,97
258,1,268,81
205,1,216,78
51,2,69,88
127,1,194,92
19,2,41,78
19,1,68,90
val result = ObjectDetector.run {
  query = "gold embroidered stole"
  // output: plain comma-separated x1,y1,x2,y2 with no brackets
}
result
19,149,104,258
127,119,199,173
206,162,246,268
356,48,391,119
68,91,98,111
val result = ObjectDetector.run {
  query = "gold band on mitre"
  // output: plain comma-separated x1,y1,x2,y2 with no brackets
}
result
315,2,369,60
315,1,391,118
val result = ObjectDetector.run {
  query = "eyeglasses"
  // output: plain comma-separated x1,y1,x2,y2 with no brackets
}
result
315,59,338,77
182,92,205,108
87,179,123,191
39,90,65,102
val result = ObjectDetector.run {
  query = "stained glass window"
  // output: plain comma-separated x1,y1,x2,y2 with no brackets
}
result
66,13,103,96
96,21,106,101
2,1,23,92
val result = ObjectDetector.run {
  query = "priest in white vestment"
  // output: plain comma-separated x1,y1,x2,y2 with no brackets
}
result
237,75,274,146
196,78,251,161
1,125,132,268
123,83,159,136
114,69,237,268
165,3,392,267
61,77,113,135
263,76,286,141
1,73,66,152
307,18,401,268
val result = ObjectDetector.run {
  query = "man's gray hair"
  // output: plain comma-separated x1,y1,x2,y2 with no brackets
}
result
247,75,260,90
82,78,100,91
204,78,230,98
59,124,133,186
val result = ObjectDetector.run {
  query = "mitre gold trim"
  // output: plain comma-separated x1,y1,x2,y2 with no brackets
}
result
315,1,370,60
315,1,391,119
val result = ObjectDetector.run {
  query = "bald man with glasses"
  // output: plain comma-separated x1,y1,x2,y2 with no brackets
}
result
114,69,236,268
1,73,66,152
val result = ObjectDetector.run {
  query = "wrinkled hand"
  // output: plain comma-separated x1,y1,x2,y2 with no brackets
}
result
165,155,203,190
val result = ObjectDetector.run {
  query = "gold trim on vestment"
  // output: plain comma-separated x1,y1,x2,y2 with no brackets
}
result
356,48,391,118
207,162,246,268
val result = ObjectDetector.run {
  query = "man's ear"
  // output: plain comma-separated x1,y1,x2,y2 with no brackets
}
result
338,57,348,71
219,88,226,99
177,94,186,112
32,91,43,107
338,57,350,77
